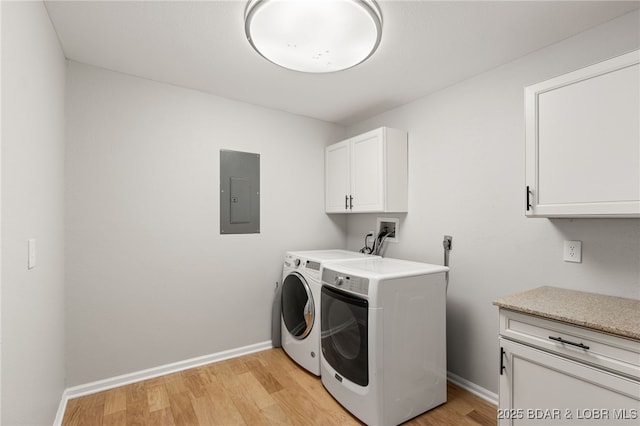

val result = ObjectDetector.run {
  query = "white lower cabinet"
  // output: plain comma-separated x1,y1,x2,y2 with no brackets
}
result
499,338,639,425
498,310,640,425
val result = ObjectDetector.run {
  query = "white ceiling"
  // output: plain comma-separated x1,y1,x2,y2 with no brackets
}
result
44,0,640,125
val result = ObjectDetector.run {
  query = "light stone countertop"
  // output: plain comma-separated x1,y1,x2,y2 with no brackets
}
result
493,286,640,341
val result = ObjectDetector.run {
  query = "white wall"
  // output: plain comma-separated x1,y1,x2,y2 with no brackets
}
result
5,2,637,411
65,61,347,386
1,1,67,424
345,10,640,395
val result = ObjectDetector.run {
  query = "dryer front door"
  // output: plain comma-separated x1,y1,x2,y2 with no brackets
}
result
321,285,369,386
281,272,314,339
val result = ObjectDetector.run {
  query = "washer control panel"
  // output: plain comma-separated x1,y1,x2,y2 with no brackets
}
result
322,268,369,295
305,260,320,271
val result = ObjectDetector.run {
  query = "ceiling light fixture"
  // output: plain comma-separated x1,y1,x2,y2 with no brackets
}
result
244,0,382,73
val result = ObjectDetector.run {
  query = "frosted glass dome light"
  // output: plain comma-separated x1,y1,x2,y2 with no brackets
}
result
244,0,382,73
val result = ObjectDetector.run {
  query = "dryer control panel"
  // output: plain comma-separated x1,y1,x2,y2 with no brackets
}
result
322,268,369,295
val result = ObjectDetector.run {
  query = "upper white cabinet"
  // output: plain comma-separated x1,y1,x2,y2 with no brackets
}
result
525,49,640,218
325,127,407,213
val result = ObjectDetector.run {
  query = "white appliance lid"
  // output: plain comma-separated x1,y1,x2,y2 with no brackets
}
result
323,257,449,279
286,249,374,262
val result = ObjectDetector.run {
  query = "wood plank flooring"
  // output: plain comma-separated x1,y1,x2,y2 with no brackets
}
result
62,348,496,426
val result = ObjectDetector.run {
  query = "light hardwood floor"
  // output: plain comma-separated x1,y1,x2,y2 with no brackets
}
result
62,348,496,425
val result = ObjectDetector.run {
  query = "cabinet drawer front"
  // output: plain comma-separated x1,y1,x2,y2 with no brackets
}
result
500,310,640,380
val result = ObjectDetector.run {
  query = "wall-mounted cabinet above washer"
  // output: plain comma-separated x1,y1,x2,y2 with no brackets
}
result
524,49,640,218
325,127,408,214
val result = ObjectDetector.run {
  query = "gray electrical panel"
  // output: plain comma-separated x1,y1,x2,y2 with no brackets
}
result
220,150,260,234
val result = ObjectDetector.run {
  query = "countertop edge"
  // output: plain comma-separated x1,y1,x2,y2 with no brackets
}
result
493,286,640,341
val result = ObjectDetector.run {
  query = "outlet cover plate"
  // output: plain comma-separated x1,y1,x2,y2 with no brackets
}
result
563,240,582,263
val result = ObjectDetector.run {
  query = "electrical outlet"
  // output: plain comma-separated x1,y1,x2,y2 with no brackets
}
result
563,240,582,263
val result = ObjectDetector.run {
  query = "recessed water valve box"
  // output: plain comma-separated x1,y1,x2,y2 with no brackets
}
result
376,217,399,242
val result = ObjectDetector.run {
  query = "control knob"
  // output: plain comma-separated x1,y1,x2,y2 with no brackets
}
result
293,258,301,267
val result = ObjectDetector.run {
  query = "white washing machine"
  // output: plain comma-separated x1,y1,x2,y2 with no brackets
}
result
281,250,376,376
320,257,449,425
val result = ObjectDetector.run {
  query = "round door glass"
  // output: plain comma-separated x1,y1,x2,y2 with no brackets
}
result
327,301,361,360
281,273,314,339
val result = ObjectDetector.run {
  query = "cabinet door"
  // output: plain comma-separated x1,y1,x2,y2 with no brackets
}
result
325,140,350,213
350,129,385,212
525,50,640,217
499,338,640,426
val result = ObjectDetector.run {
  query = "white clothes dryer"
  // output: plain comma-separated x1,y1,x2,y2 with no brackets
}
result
320,257,449,425
280,250,376,376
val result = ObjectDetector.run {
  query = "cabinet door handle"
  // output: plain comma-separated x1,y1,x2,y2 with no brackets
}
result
548,336,590,350
526,186,532,211
500,347,506,375
349,196,353,210
345,195,348,210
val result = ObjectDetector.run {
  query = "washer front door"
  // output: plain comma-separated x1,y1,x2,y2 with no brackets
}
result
281,272,315,339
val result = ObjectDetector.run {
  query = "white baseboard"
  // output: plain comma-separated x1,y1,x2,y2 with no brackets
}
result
53,388,71,426
447,371,498,406
54,340,273,426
